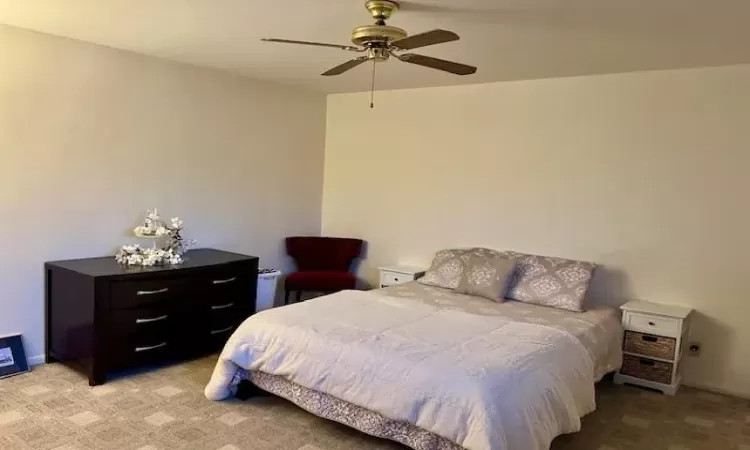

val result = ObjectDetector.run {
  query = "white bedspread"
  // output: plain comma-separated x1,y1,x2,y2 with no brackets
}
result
380,282,622,381
205,290,598,450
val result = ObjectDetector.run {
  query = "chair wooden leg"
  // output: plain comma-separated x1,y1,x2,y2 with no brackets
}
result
284,290,290,305
296,290,302,303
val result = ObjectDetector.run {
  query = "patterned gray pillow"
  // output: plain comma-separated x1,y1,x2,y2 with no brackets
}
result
504,251,596,312
456,251,516,301
418,248,470,290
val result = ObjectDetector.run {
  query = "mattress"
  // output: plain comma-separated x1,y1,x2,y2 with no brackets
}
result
378,282,623,381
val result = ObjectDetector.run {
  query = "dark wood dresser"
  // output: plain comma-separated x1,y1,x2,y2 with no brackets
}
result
45,248,259,385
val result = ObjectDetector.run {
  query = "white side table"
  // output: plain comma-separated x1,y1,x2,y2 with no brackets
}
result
614,300,693,395
378,266,426,288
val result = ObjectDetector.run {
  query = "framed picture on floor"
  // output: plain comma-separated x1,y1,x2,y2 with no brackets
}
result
0,334,29,379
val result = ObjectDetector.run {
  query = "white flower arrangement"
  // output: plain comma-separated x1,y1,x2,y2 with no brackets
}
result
115,245,185,266
115,209,195,266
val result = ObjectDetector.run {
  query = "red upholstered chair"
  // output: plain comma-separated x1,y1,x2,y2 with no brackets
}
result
284,237,363,304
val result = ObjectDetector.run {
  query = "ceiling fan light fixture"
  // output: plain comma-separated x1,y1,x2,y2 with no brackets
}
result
368,47,390,61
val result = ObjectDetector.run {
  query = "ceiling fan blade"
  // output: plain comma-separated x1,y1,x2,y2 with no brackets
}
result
261,38,361,52
390,29,460,50
395,53,477,75
322,56,370,76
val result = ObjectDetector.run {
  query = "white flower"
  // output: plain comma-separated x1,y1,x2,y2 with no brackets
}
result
155,226,168,237
146,209,160,221
143,253,161,266
170,217,183,229
127,254,142,265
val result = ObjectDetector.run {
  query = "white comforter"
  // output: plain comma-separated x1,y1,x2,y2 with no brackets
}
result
205,290,596,450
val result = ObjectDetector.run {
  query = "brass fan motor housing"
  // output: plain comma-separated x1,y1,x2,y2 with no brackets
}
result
351,25,407,46
366,0,400,21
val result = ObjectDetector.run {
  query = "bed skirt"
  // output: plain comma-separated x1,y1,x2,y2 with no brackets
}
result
247,371,464,450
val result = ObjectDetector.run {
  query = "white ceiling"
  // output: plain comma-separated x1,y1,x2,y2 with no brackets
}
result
1,0,750,93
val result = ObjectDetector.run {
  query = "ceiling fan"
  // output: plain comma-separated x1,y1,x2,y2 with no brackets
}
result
261,0,477,106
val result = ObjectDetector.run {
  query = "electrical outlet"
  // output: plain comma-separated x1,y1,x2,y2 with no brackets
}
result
688,342,702,357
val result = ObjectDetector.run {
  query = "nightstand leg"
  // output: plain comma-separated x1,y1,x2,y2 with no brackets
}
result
662,385,679,396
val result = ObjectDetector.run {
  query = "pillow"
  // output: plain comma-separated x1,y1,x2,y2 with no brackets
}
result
456,251,516,301
418,248,470,290
504,251,596,312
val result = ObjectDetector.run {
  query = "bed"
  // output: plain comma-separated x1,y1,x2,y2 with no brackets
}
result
205,282,622,450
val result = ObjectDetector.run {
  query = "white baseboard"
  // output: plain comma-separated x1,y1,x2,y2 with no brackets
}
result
27,355,46,366
683,380,750,400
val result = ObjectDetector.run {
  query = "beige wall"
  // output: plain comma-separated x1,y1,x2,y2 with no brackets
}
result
0,26,326,362
323,64,750,397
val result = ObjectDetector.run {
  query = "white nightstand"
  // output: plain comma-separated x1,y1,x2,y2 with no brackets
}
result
614,300,693,395
378,266,426,288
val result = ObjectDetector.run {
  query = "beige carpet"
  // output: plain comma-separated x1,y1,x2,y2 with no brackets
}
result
1,356,748,450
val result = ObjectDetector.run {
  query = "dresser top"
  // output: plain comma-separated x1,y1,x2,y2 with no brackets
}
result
620,299,693,319
45,248,258,278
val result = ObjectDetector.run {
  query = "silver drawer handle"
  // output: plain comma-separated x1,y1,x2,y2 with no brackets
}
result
136,315,168,324
211,303,235,310
212,277,236,285
136,288,169,296
135,342,167,353
210,326,233,335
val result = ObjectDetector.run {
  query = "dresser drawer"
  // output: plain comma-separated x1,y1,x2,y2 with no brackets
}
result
624,331,676,360
621,354,673,384
109,336,174,371
204,323,237,352
111,277,183,309
201,264,256,306
108,303,173,339
625,312,680,337
206,321,238,339
208,302,250,330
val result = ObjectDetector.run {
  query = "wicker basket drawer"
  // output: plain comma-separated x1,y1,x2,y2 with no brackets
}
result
621,354,673,384
624,331,676,360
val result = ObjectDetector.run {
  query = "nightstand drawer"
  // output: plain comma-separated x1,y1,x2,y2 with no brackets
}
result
621,354,673,384
626,313,680,337
624,331,676,360
381,272,410,286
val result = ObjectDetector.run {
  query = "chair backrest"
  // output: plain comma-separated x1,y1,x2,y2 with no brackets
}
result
286,237,363,272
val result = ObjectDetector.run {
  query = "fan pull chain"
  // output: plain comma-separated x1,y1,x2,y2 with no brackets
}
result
370,60,376,109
